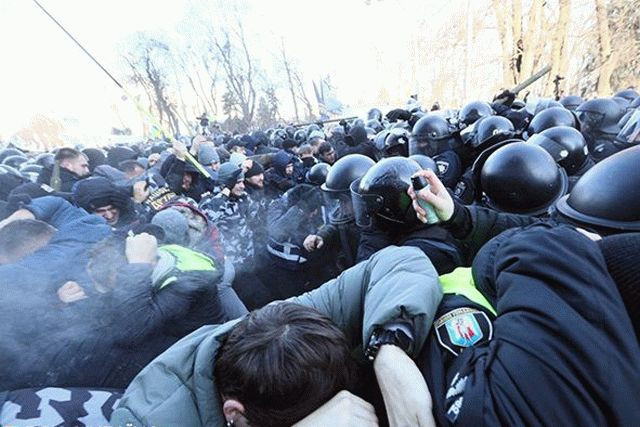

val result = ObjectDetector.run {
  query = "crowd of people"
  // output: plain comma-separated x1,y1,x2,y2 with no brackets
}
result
0,87,639,426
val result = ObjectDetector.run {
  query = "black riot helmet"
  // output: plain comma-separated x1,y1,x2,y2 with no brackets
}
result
351,157,422,229
555,145,640,232
527,126,589,175
612,96,632,110
321,154,375,196
272,129,288,147
383,128,410,158
477,142,569,216
559,95,584,111
367,108,383,122
306,162,331,186
409,114,454,157
525,97,564,116
526,106,578,137
2,155,29,169
373,129,392,160
459,101,494,125
20,163,43,183
285,126,296,138
615,109,640,149
575,98,625,135
409,154,437,172
351,118,366,129
472,116,515,150
0,148,24,164
305,124,321,137
35,152,55,169
614,89,640,103
617,96,640,129
294,129,307,144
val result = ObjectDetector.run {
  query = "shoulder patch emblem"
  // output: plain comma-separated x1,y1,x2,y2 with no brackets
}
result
436,160,449,175
434,307,493,356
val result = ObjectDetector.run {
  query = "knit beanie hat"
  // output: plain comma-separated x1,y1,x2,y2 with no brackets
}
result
282,139,298,151
72,177,129,212
218,162,244,189
597,233,640,338
198,145,220,165
151,208,189,245
82,148,107,173
229,152,247,168
107,146,137,170
245,160,264,178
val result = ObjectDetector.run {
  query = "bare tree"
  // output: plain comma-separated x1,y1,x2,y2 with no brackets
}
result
595,0,616,94
211,21,259,131
123,34,182,136
280,40,300,122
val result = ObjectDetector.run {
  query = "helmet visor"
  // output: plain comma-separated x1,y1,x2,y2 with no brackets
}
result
575,110,605,132
459,121,478,145
350,179,383,229
409,134,450,157
616,109,640,146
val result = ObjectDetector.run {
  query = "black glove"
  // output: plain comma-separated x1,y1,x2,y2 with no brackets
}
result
492,89,516,107
386,109,412,123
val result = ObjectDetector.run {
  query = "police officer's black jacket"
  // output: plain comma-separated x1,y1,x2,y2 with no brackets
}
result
422,224,640,426
357,223,466,275
316,207,360,272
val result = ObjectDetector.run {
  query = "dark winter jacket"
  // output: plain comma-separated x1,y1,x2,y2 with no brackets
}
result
0,244,225,391
263,151,295,198
434,224,640,426
265,187,324,269
0,196,111,289
37,166,86,192
162,155,214,202
357,223,466,275
316,205,360,271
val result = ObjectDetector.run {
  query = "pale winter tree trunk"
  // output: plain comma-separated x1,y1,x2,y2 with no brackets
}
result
546,0,572,95
511,0,523,78
595,0,616,95
493,0,516,87
280,40,300,122
519,0,544,79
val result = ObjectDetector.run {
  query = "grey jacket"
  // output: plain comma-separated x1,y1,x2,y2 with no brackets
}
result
110,245,441,426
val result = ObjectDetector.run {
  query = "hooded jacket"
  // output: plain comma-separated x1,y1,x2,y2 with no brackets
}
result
264,151,295,198
110,245,442,426
0,196,111,289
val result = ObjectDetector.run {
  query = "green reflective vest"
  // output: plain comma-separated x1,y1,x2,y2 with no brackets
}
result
438,267,496,316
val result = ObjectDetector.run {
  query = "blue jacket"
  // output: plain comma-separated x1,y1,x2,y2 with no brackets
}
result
0,196,111,289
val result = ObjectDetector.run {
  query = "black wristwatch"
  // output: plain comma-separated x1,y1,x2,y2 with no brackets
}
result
365,321,415,362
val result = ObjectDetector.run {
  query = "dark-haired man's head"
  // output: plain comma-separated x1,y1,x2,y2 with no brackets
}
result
55,148,90,178
0,219,56,264
119,159,145,179
318,141,336,165
214,302,357,427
